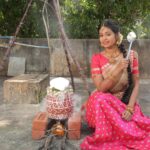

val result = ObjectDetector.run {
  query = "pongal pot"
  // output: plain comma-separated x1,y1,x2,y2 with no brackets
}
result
46,77,73,120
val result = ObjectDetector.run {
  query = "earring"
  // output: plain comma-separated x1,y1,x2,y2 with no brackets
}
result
117,33,123,46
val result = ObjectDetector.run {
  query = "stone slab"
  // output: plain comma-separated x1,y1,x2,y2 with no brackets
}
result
3,74,49,104
7,57,26,76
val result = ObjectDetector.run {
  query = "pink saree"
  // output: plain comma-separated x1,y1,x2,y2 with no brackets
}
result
80,51,150,150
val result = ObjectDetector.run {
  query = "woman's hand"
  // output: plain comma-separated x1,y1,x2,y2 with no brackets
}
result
122,110,132,121
117,59,129,71
110,58,129,79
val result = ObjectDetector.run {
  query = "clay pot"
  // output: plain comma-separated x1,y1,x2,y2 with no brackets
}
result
46,90,73,120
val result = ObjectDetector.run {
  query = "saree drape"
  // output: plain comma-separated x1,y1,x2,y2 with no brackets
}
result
80,51,150,150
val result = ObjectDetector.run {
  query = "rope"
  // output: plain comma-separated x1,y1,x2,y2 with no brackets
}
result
0,36,49,48
14,42,48,48
0,36,14,39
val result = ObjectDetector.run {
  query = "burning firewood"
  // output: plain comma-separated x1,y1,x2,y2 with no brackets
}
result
38,121,78,150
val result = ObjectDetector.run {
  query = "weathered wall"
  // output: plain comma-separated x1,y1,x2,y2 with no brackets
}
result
0,39,149,78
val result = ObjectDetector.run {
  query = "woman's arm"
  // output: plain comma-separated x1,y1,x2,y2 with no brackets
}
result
122,51,140,121
92,59,128,92
128,75,140,107
122,75,139,121
128,51,140,107
92,69,121,92
92,75,113,92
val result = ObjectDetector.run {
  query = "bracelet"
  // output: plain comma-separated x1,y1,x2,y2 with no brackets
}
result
126,105,134,114
126,109,132,114
126,108,133,114
127,105,134,110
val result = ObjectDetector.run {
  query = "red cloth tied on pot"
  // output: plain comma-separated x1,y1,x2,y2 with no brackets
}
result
46,87,73,120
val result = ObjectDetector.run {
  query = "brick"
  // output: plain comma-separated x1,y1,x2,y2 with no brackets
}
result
32,112,48,131
67,112,81,140
68,130,80,140
32,130,45,140
68,112,81,129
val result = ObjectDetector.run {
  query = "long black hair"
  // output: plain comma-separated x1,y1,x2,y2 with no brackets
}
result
98,19,133,104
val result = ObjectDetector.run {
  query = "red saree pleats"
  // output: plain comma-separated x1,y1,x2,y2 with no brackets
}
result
81,91,150,150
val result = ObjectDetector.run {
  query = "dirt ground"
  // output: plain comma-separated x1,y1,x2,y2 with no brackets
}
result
0,76,150,150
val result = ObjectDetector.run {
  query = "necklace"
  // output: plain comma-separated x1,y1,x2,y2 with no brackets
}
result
104,49,121,64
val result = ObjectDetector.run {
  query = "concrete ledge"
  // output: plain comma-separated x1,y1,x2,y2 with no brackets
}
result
3,74,49,104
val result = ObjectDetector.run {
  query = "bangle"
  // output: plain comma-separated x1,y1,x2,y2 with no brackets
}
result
127,105,134,110
126,109,133,115
126,108,133,114
126,105,134,114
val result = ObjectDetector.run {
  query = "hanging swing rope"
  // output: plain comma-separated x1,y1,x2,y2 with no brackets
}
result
42,0,75,91
0,36,14,39
0,37,49,49
53,1,75,92
0,0,33,71
0,36,49,49
52,0,90,95
0,0,90,95
42,0,52,59
14,42,48,48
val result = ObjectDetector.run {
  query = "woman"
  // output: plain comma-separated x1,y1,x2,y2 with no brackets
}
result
80,19,150,150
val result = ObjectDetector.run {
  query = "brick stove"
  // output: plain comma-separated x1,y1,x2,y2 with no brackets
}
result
32,111,81,149
32,77,82,149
